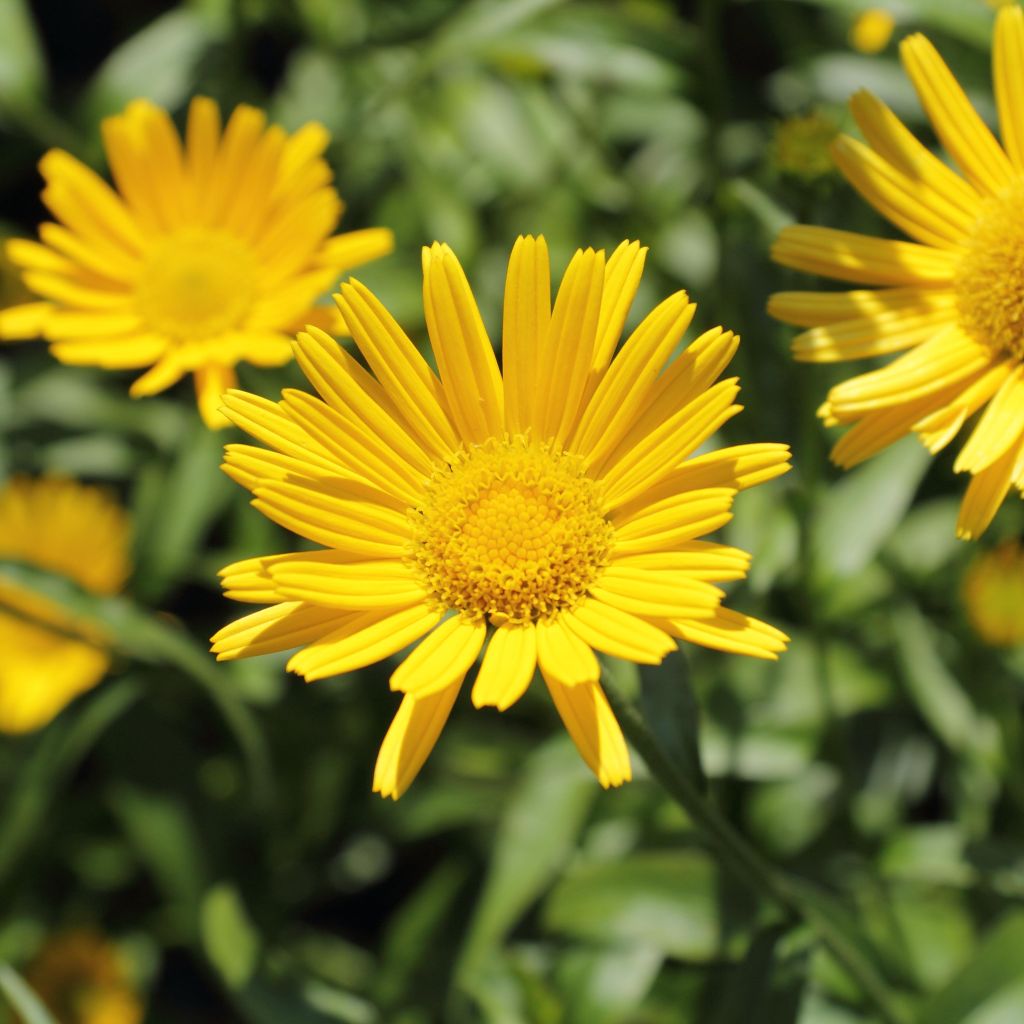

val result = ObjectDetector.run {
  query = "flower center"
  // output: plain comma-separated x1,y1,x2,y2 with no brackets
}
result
409,436,614,624
957,184,1024,362
136,230,257,340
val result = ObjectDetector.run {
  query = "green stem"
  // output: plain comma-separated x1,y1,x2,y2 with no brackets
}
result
605,688,910,1024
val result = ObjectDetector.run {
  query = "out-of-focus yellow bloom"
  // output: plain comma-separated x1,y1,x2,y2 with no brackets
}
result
212,236,790,797
23,930,143,1024
963,541,1024,646
850,9,896,54
0,97,393,428
770,9,1024,540
0,477,130,733
773,110,840,181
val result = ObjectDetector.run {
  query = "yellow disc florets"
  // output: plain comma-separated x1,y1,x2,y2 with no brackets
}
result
136,229,256,340
409,436,614,624
957,184,1024,362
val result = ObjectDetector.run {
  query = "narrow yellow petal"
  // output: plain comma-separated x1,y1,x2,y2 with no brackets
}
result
471,623,537,710
535,617,600,687
373,680,462,800
995,6,1024,172
900,34,1015,196
533,247,605,445
772,225,958,286
502,235,551,434
768,287,955,329
541,676,631,788
790,306,956,363
671,607,789,660
954,366,1024,474
957,437,1023,540
422,242,504,442
287,604,442,681
830,134,975,246
195,363,237,430
210,601,341,660
563,597,675,665
390,616,486,697
270,558,427,611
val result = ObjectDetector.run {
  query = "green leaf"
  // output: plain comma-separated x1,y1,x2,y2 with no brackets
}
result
201,884,261,990
556,944,663,1024
79,8,223,125
915,912,1024,1024
638,648,706,792
131,418,235,603
456,737,596,983
0,963,58,1024
891,604,1001,771
811,437,931,583
543,851,757,961
109,784,207,930
0,678,140,891
0,0,45,116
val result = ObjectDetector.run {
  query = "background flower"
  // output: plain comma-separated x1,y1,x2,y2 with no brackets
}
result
771,8,1024,539
0,97,392,428
0,476,129,733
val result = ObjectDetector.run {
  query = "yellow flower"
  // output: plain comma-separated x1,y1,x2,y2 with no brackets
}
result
23,929,143,1024
0,97,394,428
0,477,130,733
849,9,896,55
770,8,1024,539
773,110,840,181
963,540,1024,646
212,237,790,797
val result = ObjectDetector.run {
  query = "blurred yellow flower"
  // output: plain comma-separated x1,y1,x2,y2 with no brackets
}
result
212,236,790,797
773,110,840,181
770,8,1024,539
23,929,142,1024
849,9,896,54
963,541,1024,646
0,97,393,428
0,477,130,733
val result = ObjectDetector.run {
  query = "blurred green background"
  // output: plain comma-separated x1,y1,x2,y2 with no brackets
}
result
2,0,1024,1022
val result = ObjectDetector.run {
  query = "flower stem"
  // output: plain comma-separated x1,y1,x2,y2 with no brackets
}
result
604,688,909,1024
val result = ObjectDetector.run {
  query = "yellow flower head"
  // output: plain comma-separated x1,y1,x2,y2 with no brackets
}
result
773,110,840,181
0,477,130,733
849,9,896,55
24,929,143,1024
963,540,1024,646
212,237,790,797
0,97,394,428
770,8,1024,539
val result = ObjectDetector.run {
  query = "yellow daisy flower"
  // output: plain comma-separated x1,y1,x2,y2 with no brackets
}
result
0,97,393,428
770,7,1024,540
212,236,790,797
24,929,143,1024
0,477,130,733
849,9,896,55
963,540,1024,646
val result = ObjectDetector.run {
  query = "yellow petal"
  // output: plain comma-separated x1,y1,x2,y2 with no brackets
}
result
210,601,341,660
671,607,789,660
900,33,1015,196
471,623,537,710
422,242,504,442
535,617,600,687
390,615,486,697
995,6,1024,172
563,597,675,665
541,675,631,788
286,604,442,681
373,680,462,800
502,234,551,434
